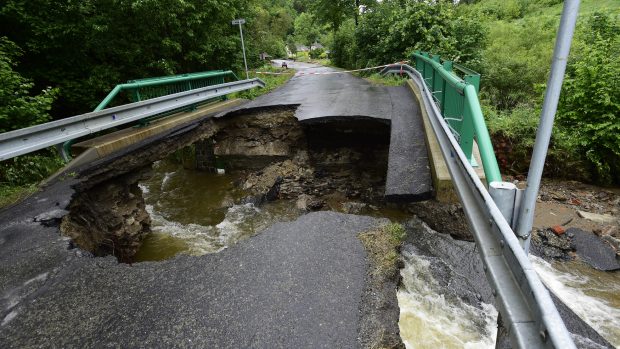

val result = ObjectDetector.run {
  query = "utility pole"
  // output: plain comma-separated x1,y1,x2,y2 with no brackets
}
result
232,18,249,80
513,0,580,252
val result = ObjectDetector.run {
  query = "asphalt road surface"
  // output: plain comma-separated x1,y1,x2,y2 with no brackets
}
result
0,61,431,348
234,60,433,200
0,187,384,348
231,60,403,122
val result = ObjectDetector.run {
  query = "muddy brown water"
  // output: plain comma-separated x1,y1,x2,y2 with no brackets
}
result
132,158,620,347
134,158,411,262
57,104,619,346
134,159,301,261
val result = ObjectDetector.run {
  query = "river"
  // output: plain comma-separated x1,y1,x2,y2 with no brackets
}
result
136,158,619,347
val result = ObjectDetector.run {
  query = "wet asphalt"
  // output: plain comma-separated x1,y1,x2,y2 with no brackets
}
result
236,60,433,201
235,60,394,121
0,186,382,348
0,59,612,349
0,64,422,348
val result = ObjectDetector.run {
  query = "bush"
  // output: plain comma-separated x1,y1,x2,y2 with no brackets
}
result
485,105,586,179
330,19,357,68
309,47,324,59
479,19,555,110
557,13,620,183
0,149,64,186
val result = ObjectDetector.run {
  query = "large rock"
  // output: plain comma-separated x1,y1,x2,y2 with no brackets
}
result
577,211,617,224
295,194,324,211
569,228,620,271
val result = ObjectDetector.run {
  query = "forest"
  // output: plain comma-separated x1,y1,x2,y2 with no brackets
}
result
0,0,618,204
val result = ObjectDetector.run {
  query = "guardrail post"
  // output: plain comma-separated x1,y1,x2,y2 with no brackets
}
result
489,182,522,228
514,0,580,252
440,61,452,114
460,98,475,162
430,55,442,109
464,75,480,95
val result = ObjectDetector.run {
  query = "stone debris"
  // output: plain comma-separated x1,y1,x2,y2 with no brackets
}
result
531,228,575,260
341,202,368,214
296,194,325,211
550,225,566,235
577,211,617,224
593,225,619,238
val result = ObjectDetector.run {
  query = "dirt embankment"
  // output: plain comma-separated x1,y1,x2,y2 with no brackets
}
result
61,169,151,262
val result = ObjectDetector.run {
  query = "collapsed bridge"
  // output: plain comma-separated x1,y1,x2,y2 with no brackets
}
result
0,45,606,347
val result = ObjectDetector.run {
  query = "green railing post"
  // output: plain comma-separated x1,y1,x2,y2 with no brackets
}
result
464,75,480,94
465,85,501,182
414,50,424,72
460,98,475,161
440,60,453,115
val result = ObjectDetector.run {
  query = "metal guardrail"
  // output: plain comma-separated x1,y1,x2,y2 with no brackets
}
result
0,78,265,161
382,64,576,348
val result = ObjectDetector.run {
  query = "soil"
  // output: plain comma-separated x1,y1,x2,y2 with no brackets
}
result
60,107,391,262
506,176,620,263
61,169,152,262
358,223,406,349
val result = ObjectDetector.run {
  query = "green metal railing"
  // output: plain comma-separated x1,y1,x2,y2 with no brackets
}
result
62,70,240,159
413,51,501,183
95,70,239,111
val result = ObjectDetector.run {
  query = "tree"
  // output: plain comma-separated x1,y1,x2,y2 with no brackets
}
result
0,0,252,116
294,12,322,46
0,37,56,133
352,0,485,68
286,36,297,57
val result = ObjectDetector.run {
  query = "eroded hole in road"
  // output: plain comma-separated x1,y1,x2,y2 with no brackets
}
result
61,108,410,263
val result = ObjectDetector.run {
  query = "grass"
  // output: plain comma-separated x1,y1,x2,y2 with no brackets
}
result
359,72,408,86
0,149,65,209
289,52,332,66
292,51,311,62
231,64,294,100
532,0,620,18
0,184,38,209
358,222,406,279
309,58,332,66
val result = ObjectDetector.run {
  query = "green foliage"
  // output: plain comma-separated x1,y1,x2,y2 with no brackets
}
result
232,64,293,100
308,47,324,59
385,222,406,244
286,36,297,56
248,1,294,59
331,0,486,70
0,148,64,186
472,0,524,20
330,19,357,68
557,13,620,183
362,73,407,87
0,37,57,132
0,183,37,208
294,12,322,46
484,105,585,178
0,0,270,116
462,1,620,183
479,18,555,110
307,0,355,31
